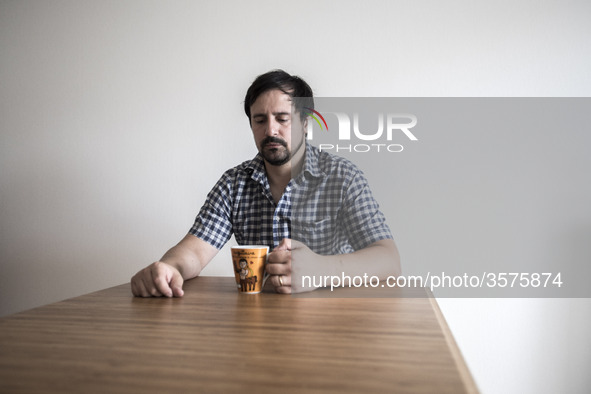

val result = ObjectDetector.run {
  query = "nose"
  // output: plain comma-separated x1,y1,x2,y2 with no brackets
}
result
264,120,279,137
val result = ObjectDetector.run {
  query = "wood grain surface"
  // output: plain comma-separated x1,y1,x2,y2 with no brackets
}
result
0,277,477,393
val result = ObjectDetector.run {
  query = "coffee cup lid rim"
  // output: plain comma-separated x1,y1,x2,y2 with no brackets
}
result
231,245,269,249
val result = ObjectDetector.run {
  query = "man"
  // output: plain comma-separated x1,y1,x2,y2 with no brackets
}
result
131,70,400,297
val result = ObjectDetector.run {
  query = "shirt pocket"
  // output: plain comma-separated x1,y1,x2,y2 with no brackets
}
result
291,218,333,253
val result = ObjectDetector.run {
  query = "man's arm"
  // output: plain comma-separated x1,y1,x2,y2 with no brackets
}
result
320,238,401,279
131,234,218,297
266,238,401,294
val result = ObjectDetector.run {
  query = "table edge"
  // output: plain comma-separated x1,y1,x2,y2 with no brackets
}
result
428,294,480,393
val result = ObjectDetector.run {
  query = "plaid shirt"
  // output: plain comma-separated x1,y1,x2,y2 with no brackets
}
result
189,143,392,254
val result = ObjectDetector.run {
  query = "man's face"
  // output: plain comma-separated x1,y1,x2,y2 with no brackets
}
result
250,89,306,166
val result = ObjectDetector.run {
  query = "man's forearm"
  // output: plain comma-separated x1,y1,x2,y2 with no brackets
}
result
292,239,401,287
326,239,401,279
160,244,203,280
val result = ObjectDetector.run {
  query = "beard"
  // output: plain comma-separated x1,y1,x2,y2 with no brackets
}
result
260,136,291,166
260,134,306,167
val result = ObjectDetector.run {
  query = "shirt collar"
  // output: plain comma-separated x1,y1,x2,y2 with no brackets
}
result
245,143,326,183
245,153,267,184
301,143,325,180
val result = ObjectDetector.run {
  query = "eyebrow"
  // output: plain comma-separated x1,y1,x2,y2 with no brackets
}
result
252,111,291,118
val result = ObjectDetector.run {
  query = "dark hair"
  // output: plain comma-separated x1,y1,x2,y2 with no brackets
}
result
244,69,314,122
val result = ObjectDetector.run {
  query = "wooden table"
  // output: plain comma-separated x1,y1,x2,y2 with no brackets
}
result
0,277,477,393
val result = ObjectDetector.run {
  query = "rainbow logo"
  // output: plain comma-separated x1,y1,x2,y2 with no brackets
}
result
304,107,329,131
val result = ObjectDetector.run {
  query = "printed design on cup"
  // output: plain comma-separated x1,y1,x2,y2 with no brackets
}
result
231,246,269,294
235,258,258,292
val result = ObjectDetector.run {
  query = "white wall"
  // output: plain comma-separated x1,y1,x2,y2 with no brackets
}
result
1,1,590,393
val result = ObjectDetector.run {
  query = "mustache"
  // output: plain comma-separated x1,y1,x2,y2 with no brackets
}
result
261,136,288,148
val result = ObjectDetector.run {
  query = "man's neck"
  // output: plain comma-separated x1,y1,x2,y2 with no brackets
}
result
264,143,306,203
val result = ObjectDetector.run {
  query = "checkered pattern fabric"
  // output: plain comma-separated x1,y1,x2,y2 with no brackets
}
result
189,143,393,254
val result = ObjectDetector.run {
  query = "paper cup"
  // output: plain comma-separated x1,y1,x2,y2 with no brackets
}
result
231,246,270,294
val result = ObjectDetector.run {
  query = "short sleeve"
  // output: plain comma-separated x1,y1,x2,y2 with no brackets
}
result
340,168,393,250
189,172,234,250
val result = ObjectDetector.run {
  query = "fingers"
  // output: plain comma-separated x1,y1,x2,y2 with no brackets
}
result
131,271,156,297
267,240,291,275
131,277,141,296
267,239,293,294
170,270,185,297
267,254,290,279
149,265,166,297
268,239,292,265
271,274,291,287
275,282,291,294
266,250,291,269
274,238,291,251
266,264,291,294
266,274,291,294
130,262,184,298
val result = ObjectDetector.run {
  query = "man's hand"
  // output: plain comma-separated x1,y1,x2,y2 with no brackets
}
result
266,238,320,294
130,234,218,298
131,261,185,298
267,238,400,294
266,238,292,294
